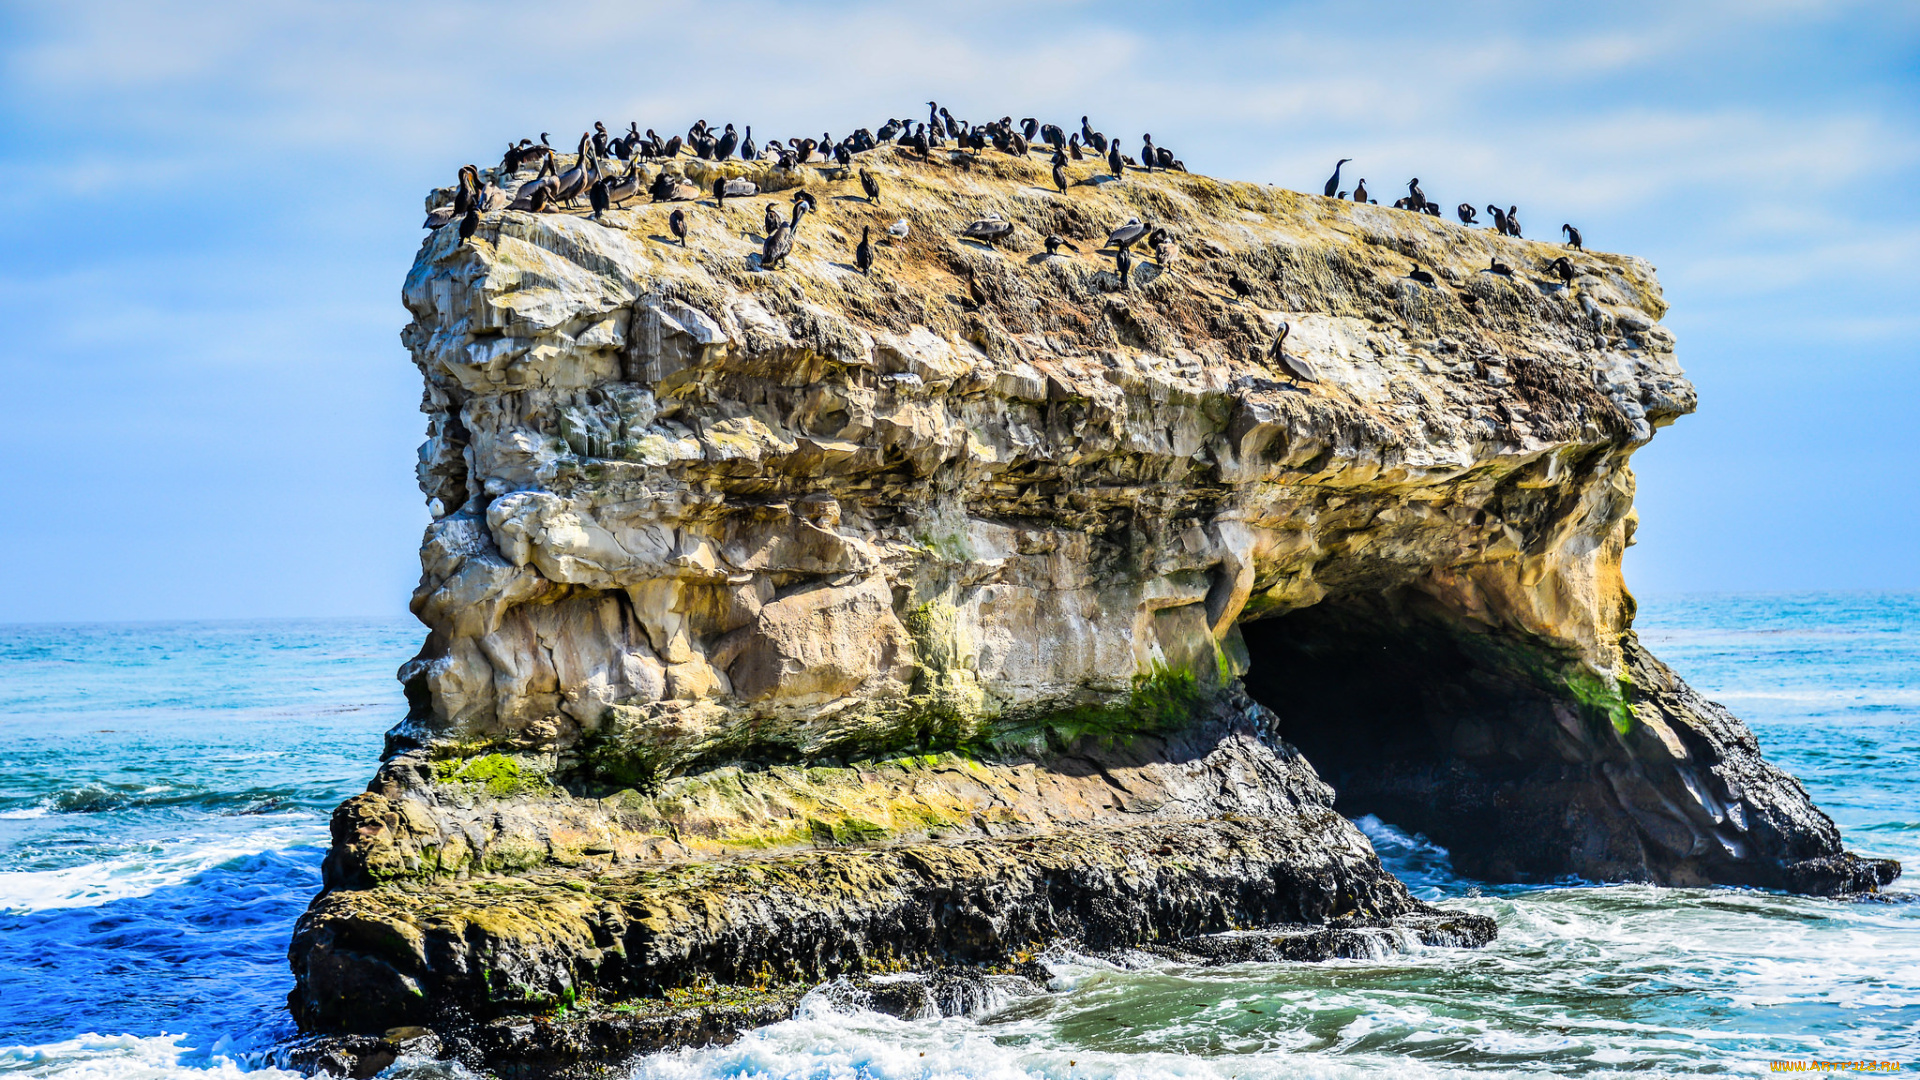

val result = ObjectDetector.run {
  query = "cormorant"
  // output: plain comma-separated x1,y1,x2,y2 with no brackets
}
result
1044,234,1077,255
1115,245,1132,288
1107,141,1124,180
1106,217,1149,250
714,124,739,161
1548,256,1576,283
1227,271,1253,300
1068,135,1083,161
1487,257,1514,277
912,124,930,159
1081,115,1096,144
791,188,817,214
592,122,610,158
761,215,793,269
966,265,987,309
1141,134,1157,172
855,225,873,275
1021,117,1039,141
1408,264,1437,287
1505,206,1522,238
765,202,783,236
1052,161,1068,194
1324,159,1351,198
458,206,480,241
860,168,880,204
1457,203,1478,225
1486,205,1510,234
741,126,757,161
1406,178,1426,210
590,179,611,219
1353,179,1368,203
1561,223,1583,250
670,207,689,245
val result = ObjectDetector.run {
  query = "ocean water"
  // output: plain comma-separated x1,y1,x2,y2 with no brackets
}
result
0,595,1914,1078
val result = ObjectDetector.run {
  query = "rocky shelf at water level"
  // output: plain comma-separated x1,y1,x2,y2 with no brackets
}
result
287,143,1897,1076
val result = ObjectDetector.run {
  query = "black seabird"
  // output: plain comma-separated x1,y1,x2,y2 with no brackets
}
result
669,207,689,245
1408,264,1437,286
1562,223,1583,250
1457,203,1478,225
1107,141,1125,180
1044,234,1077,255
1353,179,1367,203
855,225,873,275
860,168,881,204
1324,159,1351,198
761,214,793,269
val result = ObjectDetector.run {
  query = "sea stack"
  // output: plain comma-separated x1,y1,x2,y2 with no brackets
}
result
287,145,1897,1075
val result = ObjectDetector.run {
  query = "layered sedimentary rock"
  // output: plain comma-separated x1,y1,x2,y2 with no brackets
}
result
290,144,1895,1065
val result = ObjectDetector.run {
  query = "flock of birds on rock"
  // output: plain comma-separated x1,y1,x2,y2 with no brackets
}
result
426,104,1600,383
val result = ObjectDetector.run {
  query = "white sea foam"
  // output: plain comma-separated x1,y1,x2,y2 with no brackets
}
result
0,806,50,819
0,1033,296,1080
0,825,315,913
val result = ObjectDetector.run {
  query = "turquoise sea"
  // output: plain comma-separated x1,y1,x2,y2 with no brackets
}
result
0,594,1914,1078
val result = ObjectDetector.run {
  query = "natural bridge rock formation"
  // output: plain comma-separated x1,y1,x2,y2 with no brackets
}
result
289,144,1896,1068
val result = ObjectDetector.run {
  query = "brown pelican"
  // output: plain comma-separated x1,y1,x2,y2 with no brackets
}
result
507,155,559,210
1105,217,1149,250
961,214,1013,244
1270,321,1319,383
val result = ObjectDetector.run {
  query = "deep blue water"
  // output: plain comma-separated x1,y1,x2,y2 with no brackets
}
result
0,597,1913,1078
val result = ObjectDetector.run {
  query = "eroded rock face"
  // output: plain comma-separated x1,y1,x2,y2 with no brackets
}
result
290,145,1891,1060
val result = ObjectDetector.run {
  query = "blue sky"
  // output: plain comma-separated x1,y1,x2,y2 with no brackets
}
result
1,0,1915,622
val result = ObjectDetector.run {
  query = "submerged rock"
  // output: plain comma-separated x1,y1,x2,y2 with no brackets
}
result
288,142,1895,1072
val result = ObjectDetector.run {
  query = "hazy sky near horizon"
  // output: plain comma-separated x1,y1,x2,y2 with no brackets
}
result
1,0,1916,622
